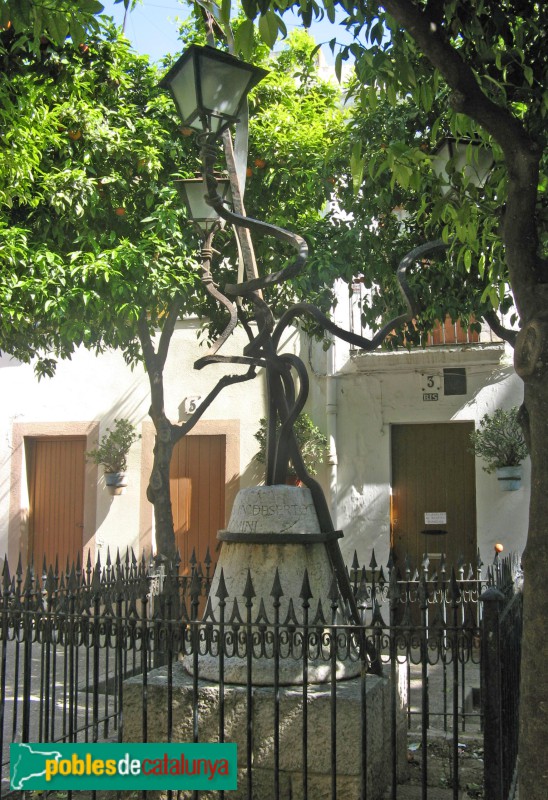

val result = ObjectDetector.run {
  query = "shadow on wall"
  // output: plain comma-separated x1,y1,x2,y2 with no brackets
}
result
239,457,267,490
91,383,149,544
458,363,519,414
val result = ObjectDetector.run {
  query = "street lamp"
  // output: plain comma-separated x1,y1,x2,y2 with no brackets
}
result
159,44,268,136
158,45,432,653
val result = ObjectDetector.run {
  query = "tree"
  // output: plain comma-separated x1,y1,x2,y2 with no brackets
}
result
0,14,347,558
241,0,548,793
0,0,106,48
0,17,210,555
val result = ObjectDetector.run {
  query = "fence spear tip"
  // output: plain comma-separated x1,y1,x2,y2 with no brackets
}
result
328,572,339,603
270,567,284,600
243,569,256,601
215,568,229,602
299,569,312,602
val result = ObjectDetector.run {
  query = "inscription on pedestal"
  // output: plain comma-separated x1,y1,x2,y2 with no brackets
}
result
227,486,320,534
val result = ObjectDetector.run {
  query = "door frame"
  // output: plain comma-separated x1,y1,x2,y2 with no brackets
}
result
9,422,99,568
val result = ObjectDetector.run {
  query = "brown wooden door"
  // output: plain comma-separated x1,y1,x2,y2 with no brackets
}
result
170,435,226,572
26,437,87,571
391,423,477,573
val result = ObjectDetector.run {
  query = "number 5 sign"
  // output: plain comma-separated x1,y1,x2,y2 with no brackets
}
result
183,396,201,414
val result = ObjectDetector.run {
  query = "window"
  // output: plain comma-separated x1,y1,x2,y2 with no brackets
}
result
443,368,467,396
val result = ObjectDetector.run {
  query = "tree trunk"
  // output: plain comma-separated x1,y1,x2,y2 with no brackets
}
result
137,309,180,562
146,415,177,561
515,323,548,797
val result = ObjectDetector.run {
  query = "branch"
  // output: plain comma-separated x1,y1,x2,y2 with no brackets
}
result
137,311,157,373
137,311,165,425
483,310,518,348
171,367,257,444
157,296,182,369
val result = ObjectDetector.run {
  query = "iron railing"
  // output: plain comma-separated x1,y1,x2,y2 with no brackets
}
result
481,552,522,800
0,549,521,800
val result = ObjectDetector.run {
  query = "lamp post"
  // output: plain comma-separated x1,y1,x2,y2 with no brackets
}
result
160,44,367,636
159,45,436,663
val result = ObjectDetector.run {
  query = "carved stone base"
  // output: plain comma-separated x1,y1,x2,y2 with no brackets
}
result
124,664,408,800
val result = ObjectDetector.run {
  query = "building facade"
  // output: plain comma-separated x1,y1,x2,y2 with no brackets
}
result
1,302,529,574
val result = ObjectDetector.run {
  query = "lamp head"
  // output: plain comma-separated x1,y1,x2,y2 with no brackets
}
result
160,45,268,137
176,175,232,232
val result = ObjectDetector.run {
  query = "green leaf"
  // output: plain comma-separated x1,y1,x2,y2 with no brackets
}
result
81,0,104,11
258,10,280,49
47,12,69,44
350,141,365,196
335,52,343,83
523,65,534,86
234,18,254,59
69,16,86,47
240,0,257,21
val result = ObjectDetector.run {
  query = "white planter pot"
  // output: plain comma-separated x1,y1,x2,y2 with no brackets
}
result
495,465,523,491
104,472,127,495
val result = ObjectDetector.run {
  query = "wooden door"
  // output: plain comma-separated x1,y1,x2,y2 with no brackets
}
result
391,423,477,574
170,435,226,572
26,437,87,572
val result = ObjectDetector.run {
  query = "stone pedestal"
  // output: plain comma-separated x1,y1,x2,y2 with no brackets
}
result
124,664,408,800
192,485,361,684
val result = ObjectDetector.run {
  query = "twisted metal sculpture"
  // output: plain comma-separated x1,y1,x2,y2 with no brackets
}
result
179,130,448,636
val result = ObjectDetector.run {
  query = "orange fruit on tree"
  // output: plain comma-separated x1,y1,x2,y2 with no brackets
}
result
68,130,82,141
179,127,194,136
114,207,126,216
246,167,253,178
254,158,266,169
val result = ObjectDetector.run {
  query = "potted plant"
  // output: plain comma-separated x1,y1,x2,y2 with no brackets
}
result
86,418,140,495
254,412,328,483
469,407,528,490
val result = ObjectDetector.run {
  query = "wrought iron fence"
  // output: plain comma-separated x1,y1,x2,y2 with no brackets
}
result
0,548,521,800
481,552,523,800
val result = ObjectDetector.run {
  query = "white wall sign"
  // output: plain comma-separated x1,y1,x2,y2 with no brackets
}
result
424,512,447,525
183,396,202,414
423,393,439,402
422,374,440,391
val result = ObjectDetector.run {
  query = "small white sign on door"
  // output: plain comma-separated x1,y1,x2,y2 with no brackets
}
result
424,512,447,525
